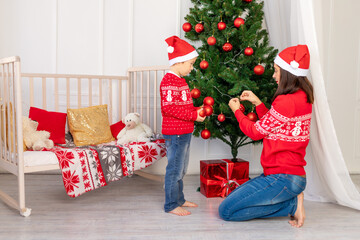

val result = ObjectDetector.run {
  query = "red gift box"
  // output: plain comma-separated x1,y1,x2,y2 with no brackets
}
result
200,159,249,198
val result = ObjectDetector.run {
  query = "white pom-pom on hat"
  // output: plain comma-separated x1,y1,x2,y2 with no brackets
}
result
167,46,174,53
290,60,299,69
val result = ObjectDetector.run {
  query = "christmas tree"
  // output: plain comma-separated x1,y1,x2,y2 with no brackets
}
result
183,0,278,160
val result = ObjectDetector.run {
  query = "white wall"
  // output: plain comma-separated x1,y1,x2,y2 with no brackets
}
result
0,0,359,175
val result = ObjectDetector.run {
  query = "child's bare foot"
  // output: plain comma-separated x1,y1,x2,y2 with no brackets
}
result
289,192,305,228
182,201,198,207
169,207,191,216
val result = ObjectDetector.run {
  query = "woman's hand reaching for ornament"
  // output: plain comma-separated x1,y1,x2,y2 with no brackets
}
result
196,108,206,122
240,90,262,106
229,98,241,113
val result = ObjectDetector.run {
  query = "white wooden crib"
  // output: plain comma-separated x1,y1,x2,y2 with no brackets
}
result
0,56,169,216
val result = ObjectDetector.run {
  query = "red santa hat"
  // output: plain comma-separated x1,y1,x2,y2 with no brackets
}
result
274,44,310,76
165,36,198,66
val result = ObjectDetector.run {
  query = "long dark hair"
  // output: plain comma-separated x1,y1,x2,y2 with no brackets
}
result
272,67,314,104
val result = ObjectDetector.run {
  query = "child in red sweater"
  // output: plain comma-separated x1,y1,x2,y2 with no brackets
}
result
219,45,314,228
161,36,205,216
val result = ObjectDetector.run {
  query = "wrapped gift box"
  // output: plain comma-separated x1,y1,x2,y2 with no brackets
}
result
200,158,249,198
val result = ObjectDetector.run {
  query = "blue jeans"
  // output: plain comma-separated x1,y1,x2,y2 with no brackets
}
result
163,133,192,212
218,174,306,221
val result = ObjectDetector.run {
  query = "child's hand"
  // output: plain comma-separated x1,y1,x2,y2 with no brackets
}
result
196,108,206,122
240,90,262,106
228,98,241,113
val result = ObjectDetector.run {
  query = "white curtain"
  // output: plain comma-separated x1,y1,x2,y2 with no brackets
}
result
263,0,360,210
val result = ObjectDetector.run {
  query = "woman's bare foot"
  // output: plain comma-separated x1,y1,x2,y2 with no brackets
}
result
182,201,198,207
289,192,305,228
169,207,191,216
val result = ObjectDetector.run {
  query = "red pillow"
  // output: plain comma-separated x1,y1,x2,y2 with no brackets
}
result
110,120,125,139
29,107,67,144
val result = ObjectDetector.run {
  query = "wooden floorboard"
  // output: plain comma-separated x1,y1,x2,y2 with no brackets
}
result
1,174,360,240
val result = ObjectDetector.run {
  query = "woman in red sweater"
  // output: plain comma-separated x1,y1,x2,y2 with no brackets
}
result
218,45,314,228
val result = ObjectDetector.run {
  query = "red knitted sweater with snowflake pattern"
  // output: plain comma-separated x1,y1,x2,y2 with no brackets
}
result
160,73,198,135
235,90,312,176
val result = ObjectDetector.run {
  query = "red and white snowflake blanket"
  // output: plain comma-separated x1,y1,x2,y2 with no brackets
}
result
50,140,166,197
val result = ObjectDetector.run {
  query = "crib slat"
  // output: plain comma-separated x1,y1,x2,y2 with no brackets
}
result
109,79,112,124
147,71,150,125
5,64,9,162
88,78,92,107
134,72,137,113
11,63,17,156
140,72,143,122
66,78,70,109
2,64,9,162
118,78,122,120
77,78,81,108
127,72,131,116
154,71,157,133
99,79,103,105
42,77,46,110
5,64,10,162
54,78,59,112
6,63,11,161
29,77,34,107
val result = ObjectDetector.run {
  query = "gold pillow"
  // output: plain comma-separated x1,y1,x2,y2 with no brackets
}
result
67,104,114,146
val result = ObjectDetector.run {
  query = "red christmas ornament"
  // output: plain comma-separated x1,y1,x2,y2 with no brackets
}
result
217,22,226,31
182,22,192,32
207,36,216,46
191,88,201,99
244,47,254,56
222,42,233,52
247,112,258,121
201,129,211,139
203,105,213,116
203,96,214,106
234,17,245,28
243,0,253,3
199,109,206,117
195,23,204,33
200,60,209,70
254,65,265,75
240,104,245,113
217,114,226,122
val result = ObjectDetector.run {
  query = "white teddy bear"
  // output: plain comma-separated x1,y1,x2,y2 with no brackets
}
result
117,113,153,144
22,116,54,151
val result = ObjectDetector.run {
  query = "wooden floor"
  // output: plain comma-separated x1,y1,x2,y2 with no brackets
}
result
1,174,360,240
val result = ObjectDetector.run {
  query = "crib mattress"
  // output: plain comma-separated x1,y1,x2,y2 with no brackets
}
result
24,151,59,167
